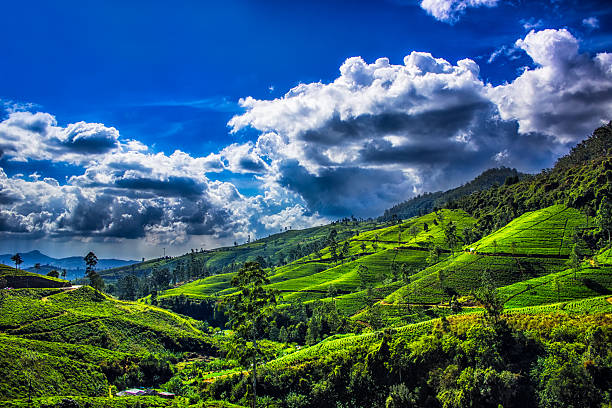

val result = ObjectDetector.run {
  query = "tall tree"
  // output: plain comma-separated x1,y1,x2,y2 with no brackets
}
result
11,253,23,270
84,252,104,292
222,262,278,408
596,196,612,244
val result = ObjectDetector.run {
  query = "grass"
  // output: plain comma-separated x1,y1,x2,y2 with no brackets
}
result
0,283,224,400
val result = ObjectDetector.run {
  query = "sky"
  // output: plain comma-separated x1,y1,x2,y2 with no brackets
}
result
0,0,611,259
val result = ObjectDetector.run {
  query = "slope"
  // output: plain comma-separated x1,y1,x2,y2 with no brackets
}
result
385,205,587,305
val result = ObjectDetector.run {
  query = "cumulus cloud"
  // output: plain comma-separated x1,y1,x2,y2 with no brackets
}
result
0,111,120,164
487,29,612,143
219,142,269,174
420,0,499,24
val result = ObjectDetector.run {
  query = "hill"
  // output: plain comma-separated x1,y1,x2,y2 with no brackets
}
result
155,209,475,314
383,204,586,305
98,219,383,299
0,264,70,289
0,263,221,404
380,167,524,221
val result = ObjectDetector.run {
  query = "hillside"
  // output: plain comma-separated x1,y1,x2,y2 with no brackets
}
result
0,264,70,289
155,209,475,316
99,219,382,298
0,263,223,405
2,127,611,407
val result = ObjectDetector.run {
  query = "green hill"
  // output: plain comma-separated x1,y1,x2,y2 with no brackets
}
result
384,205,587,306
0,265,220,402
157,210,475,313
0,264,70,289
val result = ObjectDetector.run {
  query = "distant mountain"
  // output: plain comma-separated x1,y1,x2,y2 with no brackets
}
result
0,250,137,280
380,167,526,221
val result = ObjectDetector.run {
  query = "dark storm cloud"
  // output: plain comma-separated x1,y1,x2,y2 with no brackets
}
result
114,176,205,198
278,159,406,217
0,211,29,233
299,102,485,148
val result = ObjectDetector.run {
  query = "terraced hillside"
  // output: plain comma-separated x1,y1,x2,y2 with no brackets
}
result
384,205,587,305
498,248,612,308
0,264,217,403
157,210,476,314
0,264,70,289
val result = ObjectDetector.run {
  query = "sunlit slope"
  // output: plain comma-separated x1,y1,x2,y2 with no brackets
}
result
264,296,612,372
0,281,218,401
101,221,377,281
470,204,587,255
160,210,475,309
499,248,612,308
385,205,587,304
0,286,211,354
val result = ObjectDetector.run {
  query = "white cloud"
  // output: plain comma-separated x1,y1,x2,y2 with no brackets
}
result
487,29,612,143
259,205,327,231
521,18,543,31
420,0,499,24
0,111,120,164
582,16,599,30
3,28,611,253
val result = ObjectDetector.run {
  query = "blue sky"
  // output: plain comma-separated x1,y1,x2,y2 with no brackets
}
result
0,0,611,259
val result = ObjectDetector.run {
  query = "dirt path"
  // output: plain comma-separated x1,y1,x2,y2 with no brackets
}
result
40,285,82,302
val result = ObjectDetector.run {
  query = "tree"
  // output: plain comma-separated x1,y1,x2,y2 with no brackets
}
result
356,264,369,288
596,196,612,244
409,224,419,242
84,251,98,273
117,274,139,300
221,262,278,408
21,350,41,402
427,245,442,266
47,270,59,278
341,241,350,264
34,263,41,273
568,243,583,280
360,241,367,254
84,252,104,292
443,221,459,254
473,268,503,322
11,253,23,270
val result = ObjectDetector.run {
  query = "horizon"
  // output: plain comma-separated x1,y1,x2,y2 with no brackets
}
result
1,0,611,259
